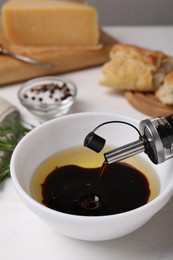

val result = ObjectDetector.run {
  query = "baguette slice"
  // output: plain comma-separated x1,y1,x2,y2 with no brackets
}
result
155,72,173,105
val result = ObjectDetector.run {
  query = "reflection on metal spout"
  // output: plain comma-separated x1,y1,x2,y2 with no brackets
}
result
104,139,145,164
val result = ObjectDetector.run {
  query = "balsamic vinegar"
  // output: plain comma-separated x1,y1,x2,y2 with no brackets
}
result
30,146,160,216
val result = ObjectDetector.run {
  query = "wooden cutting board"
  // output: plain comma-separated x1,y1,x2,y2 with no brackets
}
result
0,25,117,86
125,91,173,117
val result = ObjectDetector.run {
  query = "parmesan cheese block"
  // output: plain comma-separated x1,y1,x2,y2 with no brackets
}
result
2,0,99,46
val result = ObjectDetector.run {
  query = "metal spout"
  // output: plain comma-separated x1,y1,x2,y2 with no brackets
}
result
104,139,145,164
83,114,173,166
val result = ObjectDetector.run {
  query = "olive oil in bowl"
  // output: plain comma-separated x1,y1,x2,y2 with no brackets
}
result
30,146,160,216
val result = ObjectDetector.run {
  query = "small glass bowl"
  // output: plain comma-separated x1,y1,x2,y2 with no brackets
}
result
18,76,77,120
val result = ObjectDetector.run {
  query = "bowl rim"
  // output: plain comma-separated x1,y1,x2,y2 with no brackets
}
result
10,112,173,221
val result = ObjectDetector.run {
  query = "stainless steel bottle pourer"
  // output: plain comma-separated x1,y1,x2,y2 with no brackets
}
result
83,114,173,165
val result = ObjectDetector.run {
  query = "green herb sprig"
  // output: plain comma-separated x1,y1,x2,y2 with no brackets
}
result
0,118,32,184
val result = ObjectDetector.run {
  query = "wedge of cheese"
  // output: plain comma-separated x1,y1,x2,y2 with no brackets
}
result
2,0,99,46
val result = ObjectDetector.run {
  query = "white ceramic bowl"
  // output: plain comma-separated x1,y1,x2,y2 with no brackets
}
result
10,112,173,241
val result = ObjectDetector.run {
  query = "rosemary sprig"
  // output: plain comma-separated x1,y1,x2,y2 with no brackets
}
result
0,118,32,184
0,156,11,183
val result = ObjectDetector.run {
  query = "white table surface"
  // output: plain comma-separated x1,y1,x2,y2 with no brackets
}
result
0,26,173,260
